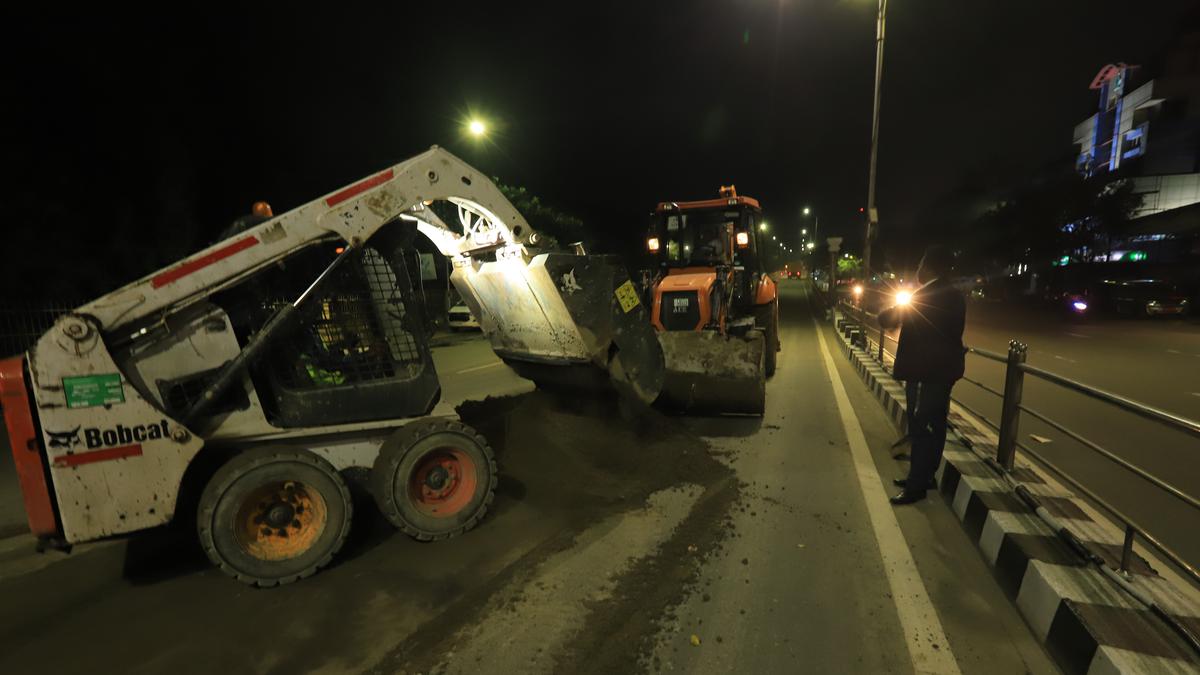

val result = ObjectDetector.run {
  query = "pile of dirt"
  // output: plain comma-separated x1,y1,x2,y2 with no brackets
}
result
458,390,733,526
369,390,740,674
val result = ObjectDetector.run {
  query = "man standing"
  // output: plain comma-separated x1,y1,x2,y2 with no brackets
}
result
877,246,966,505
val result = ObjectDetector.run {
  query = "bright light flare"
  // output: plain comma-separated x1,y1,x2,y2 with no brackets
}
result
1072,300,1088,312
647,236,661,252
735,231,750,248
852,284,864,297
895,290,913,306
468,119,487,137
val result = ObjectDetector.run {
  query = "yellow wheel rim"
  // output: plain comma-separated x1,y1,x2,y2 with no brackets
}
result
234,480,328,562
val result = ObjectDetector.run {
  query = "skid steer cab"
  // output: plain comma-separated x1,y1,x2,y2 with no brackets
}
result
0,146,664,587
643,186,779,415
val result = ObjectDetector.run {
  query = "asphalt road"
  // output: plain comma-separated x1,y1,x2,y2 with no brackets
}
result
947,299,1200,573
0,284,1058,674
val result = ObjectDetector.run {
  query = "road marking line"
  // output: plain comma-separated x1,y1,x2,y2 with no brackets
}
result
813,319,961,674
1167,349,1182,355
1065,332,1091,339
1052,355,1077,364
454,361,503,375
1190,393,1200,398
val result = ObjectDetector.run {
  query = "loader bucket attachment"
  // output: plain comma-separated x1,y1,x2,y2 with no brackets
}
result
656,330,766,415
451,253,665,405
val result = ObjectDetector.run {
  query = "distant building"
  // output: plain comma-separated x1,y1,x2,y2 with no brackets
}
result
1071,25,1200,266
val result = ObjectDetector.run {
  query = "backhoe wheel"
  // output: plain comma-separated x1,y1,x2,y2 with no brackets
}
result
371,419,497,541
764,301,779,377
197,448,352,588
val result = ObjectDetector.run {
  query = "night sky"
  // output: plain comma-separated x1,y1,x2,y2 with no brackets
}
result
6,2,1197,297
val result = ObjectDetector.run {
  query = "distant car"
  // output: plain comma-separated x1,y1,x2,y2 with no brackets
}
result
447,302,481,330
1110,280,1191,317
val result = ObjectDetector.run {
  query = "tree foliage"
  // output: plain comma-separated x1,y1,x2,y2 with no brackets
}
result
495,180,586,249
956,175,1143,271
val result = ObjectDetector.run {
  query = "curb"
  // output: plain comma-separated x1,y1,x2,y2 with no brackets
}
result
831,315,1200,675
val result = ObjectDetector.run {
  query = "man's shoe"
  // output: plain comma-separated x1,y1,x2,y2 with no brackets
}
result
893,478,937,489
889,491,927,505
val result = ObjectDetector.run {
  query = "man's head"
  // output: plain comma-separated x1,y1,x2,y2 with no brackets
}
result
917,245,954,283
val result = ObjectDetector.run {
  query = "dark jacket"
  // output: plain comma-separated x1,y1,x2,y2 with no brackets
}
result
878,278,966,383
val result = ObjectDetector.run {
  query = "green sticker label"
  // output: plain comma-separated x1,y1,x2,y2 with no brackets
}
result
63,373,125,409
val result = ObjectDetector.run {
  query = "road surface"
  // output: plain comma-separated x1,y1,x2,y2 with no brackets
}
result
0,284,1058,674
948,299,1200,572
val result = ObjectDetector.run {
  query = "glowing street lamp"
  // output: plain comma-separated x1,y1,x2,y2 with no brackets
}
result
467,119,487,137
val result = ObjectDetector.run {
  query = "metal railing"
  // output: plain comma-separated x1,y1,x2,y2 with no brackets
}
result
835,298,1200,592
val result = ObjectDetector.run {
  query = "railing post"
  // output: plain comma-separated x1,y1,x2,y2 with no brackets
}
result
877,327,885,363
1120,525,1136,576
996,340,1028,471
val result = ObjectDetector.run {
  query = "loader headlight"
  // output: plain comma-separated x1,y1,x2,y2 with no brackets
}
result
895,290,912,306
647,237,661,253
735,231,750,248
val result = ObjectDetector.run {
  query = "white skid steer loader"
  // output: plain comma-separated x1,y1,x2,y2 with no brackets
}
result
0,146,664,586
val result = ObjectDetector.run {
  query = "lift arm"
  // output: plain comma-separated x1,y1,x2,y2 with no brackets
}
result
80,146,537,332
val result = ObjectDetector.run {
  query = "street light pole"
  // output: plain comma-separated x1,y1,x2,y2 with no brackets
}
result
802,207,819,267
864,0,887,281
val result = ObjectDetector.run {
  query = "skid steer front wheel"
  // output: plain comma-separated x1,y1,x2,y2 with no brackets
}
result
371,419,497,541
197,448,352,587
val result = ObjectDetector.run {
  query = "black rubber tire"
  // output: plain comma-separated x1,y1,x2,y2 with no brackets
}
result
764,301,779,378
197,447,352,588
370,418,497,541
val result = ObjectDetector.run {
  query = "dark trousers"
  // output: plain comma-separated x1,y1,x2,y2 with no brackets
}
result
904,380,919,434
905,381,952,494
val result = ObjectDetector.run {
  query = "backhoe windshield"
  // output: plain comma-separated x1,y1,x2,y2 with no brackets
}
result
662,209,740,265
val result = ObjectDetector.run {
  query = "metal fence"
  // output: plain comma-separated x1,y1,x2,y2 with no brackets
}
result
835,298,1200,592
0,301,80,358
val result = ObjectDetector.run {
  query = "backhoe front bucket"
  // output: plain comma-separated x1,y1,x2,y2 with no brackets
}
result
451,252,665,405
656,330,766,415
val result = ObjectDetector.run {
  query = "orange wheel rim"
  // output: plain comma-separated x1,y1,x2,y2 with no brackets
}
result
234,480,328,561
408,448,477,517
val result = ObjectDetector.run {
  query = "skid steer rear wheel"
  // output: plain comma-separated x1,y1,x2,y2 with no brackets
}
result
197,448,352,587
371,419,497,541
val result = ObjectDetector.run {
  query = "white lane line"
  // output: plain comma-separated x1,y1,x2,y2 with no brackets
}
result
1052,355,1077,364
454,361,503,375
813,319,961,674
1065,332,1091,339
1166,349,1182,355
1190,393,1200,398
